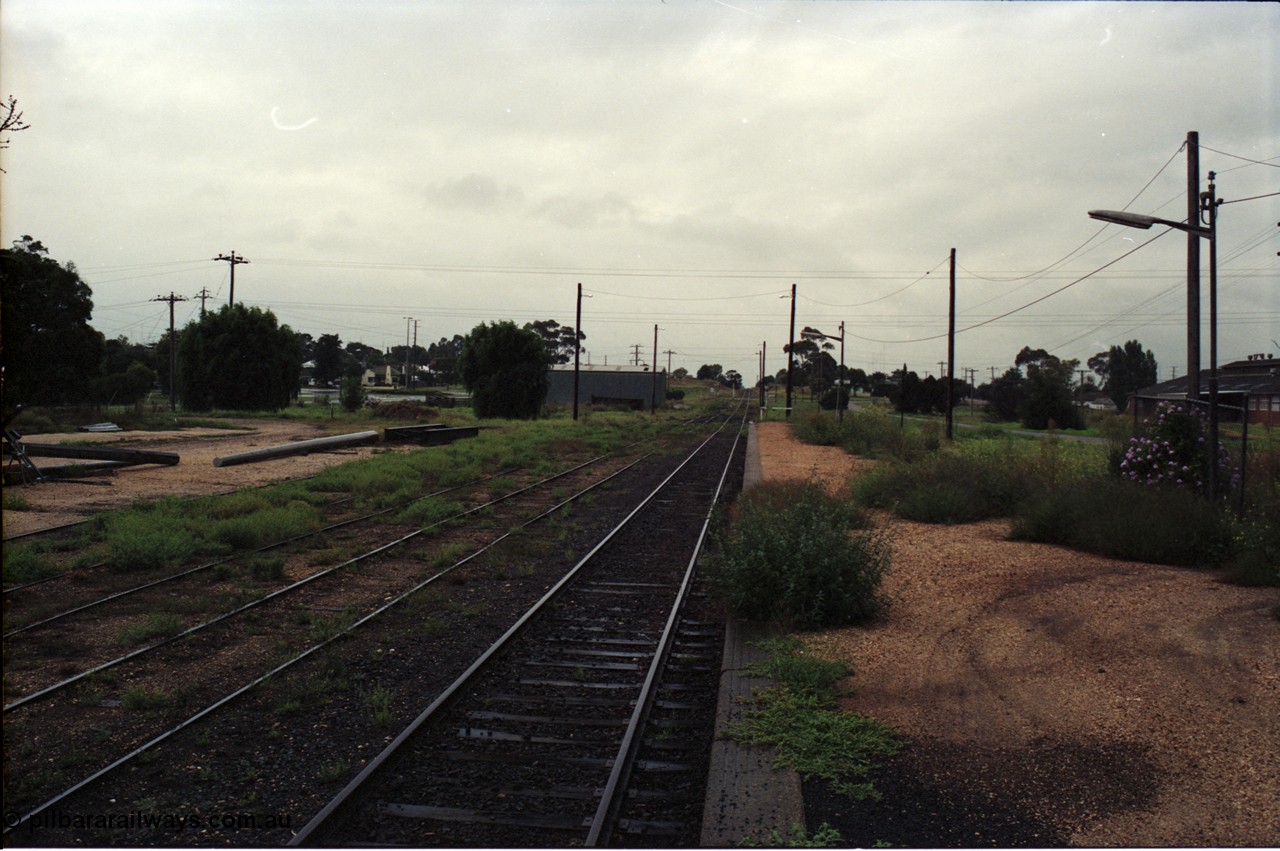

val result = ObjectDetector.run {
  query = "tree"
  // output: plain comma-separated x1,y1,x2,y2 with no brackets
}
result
696,364,723,381
672,367,689,380
311,333,344,386
458,320,549,419
523,319,584,365
91,336,158,408
1,96,29,172
1,236,105,411
721,370,743,390
177,304,302,411
985,368,1026,422
1016,346,1082,430
1098,340,1158,411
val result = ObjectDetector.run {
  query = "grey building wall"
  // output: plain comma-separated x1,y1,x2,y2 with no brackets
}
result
546,365,667,409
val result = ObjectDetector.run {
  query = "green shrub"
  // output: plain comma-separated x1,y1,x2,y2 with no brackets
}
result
207,503,321,550
105,511,197,572
716,480,890,628
117,612,185,645
1010,477,1232,567
3,491,32,511
2,543,56,584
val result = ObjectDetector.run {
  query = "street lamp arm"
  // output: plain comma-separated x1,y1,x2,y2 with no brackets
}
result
1089,209,1209,238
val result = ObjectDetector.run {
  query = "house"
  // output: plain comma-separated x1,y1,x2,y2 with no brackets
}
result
1133,353,1280,426
545,364,668,410
363,364,403,387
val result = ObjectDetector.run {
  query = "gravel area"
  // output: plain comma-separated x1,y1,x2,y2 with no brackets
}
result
4,420,405,537
754,420,1280,847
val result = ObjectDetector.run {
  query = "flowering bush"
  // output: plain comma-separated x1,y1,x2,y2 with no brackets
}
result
1118,402,1235,496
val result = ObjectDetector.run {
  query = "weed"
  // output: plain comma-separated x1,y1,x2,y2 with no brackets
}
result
367,687,394,727
246,553,287,582
742,822,844,847
117,612,185,645
316,760,350,784
3,491,32,511
122,685,174,711
716,480,891,628
105,507,197,572
728,638,902,800
2,543,55,584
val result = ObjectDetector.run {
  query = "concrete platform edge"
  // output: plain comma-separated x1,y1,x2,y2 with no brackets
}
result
699,422,806,846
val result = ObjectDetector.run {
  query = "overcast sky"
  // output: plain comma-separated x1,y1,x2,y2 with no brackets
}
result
3,0,1277,384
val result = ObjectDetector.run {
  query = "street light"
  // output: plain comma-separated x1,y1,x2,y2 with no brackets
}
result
1089,172,1222,501
801,323,846,424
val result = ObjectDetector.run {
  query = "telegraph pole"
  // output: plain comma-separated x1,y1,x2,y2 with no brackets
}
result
153,292,189,411
946,247,956,441
663,349,677,375
651,324,659,413
630,344,643,366
1185,131,1201,402
195,287,214,318
785,284,796,417
212,251,249,306
403,317,414,390
574,283,584,420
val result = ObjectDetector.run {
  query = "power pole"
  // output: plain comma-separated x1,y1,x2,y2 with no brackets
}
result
1185,131,1200,402
663,349,677,374
403,317,414,390
574,284,584,420
785,284,796,417
195,287,214,318
410,319,421,390
212,251,249,307
651,324,659,413
152,292,189,412
946,247,956,441
630,344,643,366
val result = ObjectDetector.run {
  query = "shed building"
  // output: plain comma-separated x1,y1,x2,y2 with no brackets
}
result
546,364,667,410
1133,354,1280,426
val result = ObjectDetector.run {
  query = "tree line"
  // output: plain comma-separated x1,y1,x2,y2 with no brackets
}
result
1,238,586,419
2,237,1157,426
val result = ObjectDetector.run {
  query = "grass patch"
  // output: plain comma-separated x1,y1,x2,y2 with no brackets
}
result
105,504,198,572
715,480,890,628
3,491,33,511
2,543,57,584
729,637,901,800
117,612,185,645
121,685,175,710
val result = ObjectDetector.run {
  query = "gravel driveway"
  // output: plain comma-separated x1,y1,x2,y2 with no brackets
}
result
754,421,1279,847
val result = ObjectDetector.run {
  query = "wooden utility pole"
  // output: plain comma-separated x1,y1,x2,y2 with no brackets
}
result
650,324,659,413
212,251,249,306
1185,131,1201,402
785,284,796,417
195,287,214,318
946,247,956,441
153,292,189,411
574,283,583,421
663,349,677,374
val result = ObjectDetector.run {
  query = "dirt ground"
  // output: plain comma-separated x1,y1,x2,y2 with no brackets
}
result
754,420,1280,847
3,420,402,538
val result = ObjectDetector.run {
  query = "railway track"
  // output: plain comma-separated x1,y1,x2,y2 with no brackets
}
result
4,403,747,847
292,408,746,847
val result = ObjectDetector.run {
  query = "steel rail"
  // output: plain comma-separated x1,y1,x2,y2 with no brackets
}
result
2,451,626,712
2,466,525,638
1,453,650,838
287,413,741,847
585,412,745,845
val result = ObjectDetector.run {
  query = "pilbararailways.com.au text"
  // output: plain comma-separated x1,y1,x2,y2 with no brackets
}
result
7,809,292,834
